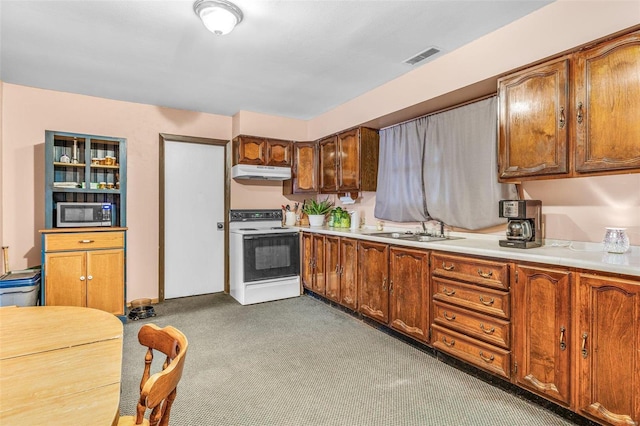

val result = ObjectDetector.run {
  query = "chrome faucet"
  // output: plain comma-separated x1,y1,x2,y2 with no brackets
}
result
421,219,445,237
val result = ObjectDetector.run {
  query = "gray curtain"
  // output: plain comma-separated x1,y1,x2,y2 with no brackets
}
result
375,96,517,229
423,97,517,229
374,118,430,222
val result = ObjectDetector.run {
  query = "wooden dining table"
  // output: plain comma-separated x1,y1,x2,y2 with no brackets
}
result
0,306,123,425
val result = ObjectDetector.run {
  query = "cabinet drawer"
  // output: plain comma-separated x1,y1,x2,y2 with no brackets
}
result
431,253,509,290
45,232,125,252
432,277,510,319
432,324,511,379
433,301,510,349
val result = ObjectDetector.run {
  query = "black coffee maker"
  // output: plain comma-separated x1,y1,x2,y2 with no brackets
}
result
499,200,542,248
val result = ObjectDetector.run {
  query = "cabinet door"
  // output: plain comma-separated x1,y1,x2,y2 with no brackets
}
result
498,58,569,180
324,236,340,302
574,31,640,173
513,265,572,406
86,249,124,315
291,142,318,193
577,274,640,426
301,233,313,290
339,238,358,310
337,129,360,191
44,251,87,307
319,136,338,192
236,137,266,165
389,247,429,342
312,234,325,295
358,241,389,323
266,140,291,167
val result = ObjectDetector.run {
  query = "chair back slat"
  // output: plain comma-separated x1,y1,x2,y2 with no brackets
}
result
120,323,188,426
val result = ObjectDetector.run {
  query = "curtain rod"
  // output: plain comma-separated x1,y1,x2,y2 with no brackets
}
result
380,93,497,131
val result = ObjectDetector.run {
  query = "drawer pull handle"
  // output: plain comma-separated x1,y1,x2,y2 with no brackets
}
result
479,351,495,363
442,337,455,347
443,311,456,321
559,106,565,129
581,332,588,359
480,324,495,334
382,278,387,291
577,101,584,124
79,239,95,244
559,326,567,351
477,269,493,279
479,296,494,306
442,287,456,296
442,262,455,271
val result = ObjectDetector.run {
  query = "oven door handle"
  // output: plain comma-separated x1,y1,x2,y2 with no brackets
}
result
243,233,299,239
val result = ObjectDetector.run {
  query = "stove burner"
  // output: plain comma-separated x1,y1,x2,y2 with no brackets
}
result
239,228,258,231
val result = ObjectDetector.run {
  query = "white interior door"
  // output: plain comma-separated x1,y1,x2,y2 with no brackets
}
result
164,141,225,298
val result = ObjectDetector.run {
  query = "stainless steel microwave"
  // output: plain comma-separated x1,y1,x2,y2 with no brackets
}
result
56,202,113,227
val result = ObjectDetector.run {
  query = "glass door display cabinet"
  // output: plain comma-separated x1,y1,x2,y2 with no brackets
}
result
45,131,127,228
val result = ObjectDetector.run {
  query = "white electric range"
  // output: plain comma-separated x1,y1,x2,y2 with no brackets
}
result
228,209,300,305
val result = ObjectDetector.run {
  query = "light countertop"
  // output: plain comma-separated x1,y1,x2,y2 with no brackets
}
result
295,226,640,278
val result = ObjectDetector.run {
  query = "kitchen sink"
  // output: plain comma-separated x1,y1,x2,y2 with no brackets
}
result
400,234,464,242
365,231,464,242
365,231,415,239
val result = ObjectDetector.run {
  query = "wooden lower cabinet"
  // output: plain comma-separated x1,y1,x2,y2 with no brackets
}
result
42,229,125,316
430,252,511,379
301,232,325,295
358,241,389,323
576,273,640,426
512,265,572,407
389,247,429,342
324,236,358,309
432,324,511,379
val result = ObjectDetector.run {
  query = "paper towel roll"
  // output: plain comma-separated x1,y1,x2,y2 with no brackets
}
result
350,210,360,231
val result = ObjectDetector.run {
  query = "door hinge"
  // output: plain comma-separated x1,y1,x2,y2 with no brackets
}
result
428,327,432,342
514,361,518,374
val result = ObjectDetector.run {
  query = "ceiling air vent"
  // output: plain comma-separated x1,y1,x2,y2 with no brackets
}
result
404,47,441,65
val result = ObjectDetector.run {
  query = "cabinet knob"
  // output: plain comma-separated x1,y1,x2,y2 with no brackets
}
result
87,275,93,280
80,276,85,281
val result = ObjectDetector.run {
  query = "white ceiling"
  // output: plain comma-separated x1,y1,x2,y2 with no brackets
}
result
0,0,552,120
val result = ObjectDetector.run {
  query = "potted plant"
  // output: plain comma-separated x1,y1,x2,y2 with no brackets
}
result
302,197,334,227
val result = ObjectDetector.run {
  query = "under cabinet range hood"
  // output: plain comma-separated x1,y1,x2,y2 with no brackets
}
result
231,164,292,181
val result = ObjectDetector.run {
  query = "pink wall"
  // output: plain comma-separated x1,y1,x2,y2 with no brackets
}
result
1,0,639,301
1,85,231,300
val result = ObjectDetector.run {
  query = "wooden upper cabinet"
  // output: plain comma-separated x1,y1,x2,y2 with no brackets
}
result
319,127,379,193
266,139,292,166
574,31,640,174
576,273,640,426
319,135,338,192
233,136,292,167
498,58,570,181
283,142,318,195
337,129,360,191
498,28,640,181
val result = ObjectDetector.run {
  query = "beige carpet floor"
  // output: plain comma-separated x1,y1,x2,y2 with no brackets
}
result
118,293,578,425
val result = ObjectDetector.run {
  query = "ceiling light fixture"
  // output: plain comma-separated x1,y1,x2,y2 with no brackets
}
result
194,0,243,35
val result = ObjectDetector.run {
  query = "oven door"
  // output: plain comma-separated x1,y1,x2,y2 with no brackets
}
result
242,233,300,283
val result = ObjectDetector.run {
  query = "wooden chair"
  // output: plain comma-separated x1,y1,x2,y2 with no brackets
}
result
118,324,189,426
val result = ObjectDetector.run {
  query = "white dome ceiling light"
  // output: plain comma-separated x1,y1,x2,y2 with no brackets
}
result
194,0,243,35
